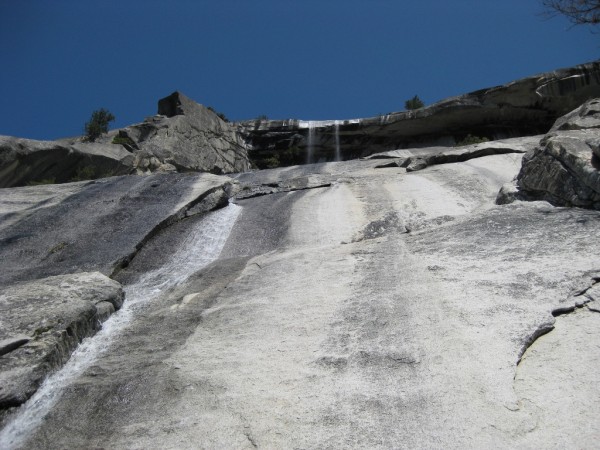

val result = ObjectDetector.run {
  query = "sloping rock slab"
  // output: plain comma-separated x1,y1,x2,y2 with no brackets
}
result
0,272,123,410
0,136,134,188
0,172,234,285
513,99,600,209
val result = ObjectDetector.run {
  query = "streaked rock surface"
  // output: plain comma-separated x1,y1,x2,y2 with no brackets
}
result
3,142,598,448
0,172,234,285
0,172,235,425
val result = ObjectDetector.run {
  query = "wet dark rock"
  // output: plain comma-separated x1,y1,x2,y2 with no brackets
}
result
232,175,331,200
0,337,30,357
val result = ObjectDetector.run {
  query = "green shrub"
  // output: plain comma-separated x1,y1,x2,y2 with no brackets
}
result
112,135,135,146
85,108,115,142
455,134,490,146
264,155,280,169
405,95,424,110
70,166,96,181
280,146,302,166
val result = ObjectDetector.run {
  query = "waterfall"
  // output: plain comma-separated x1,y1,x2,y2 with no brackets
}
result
0,204,241,450
307,121,316,164
334,120,341,162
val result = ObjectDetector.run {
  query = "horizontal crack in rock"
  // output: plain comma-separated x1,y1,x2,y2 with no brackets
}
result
233,182,331,200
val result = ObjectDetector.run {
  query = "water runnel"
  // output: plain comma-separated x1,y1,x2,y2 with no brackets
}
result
0,204,241,450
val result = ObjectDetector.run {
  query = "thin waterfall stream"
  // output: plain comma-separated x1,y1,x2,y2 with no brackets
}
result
0,204,241,450
334,120,341,162
306,121,316,164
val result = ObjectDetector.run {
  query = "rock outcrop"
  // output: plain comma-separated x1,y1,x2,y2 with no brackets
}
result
499,98,600,209
0,272,123,411
240,61,600,166
0,137,133,188
0,92,251,188
111,92,251,175
366,135,541,172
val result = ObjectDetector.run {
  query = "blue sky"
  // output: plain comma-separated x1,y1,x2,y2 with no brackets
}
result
0,0,598,140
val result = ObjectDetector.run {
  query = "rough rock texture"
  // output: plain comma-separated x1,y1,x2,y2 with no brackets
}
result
513,282,600,449
0,273,123,411
2,136,598,448
0,171,235,428
0,136,133,188
110,92,251,175
0,172,234,285
508,98,600,209
240,61,600,166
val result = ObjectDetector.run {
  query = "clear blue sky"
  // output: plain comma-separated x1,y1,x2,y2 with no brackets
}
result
0,0,598,140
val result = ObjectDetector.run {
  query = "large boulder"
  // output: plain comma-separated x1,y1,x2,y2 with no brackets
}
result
508,98,600,209
0,136,134,188
0,272,123,411
114,92,251,175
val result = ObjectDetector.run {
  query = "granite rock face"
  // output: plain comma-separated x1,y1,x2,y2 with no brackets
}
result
508,98,600,209
240,61,600,166
113,92,251,175
0,172,234,285
0,272,123,410
0,171,234,423
3,146,599,449
0,137,133,188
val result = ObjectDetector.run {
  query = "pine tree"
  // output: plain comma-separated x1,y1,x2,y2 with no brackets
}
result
85,108,115,142
405,95,425,111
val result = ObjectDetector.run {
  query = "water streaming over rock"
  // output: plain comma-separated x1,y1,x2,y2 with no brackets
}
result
0,204,241,450
334,121,341,162
306,121,316,164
